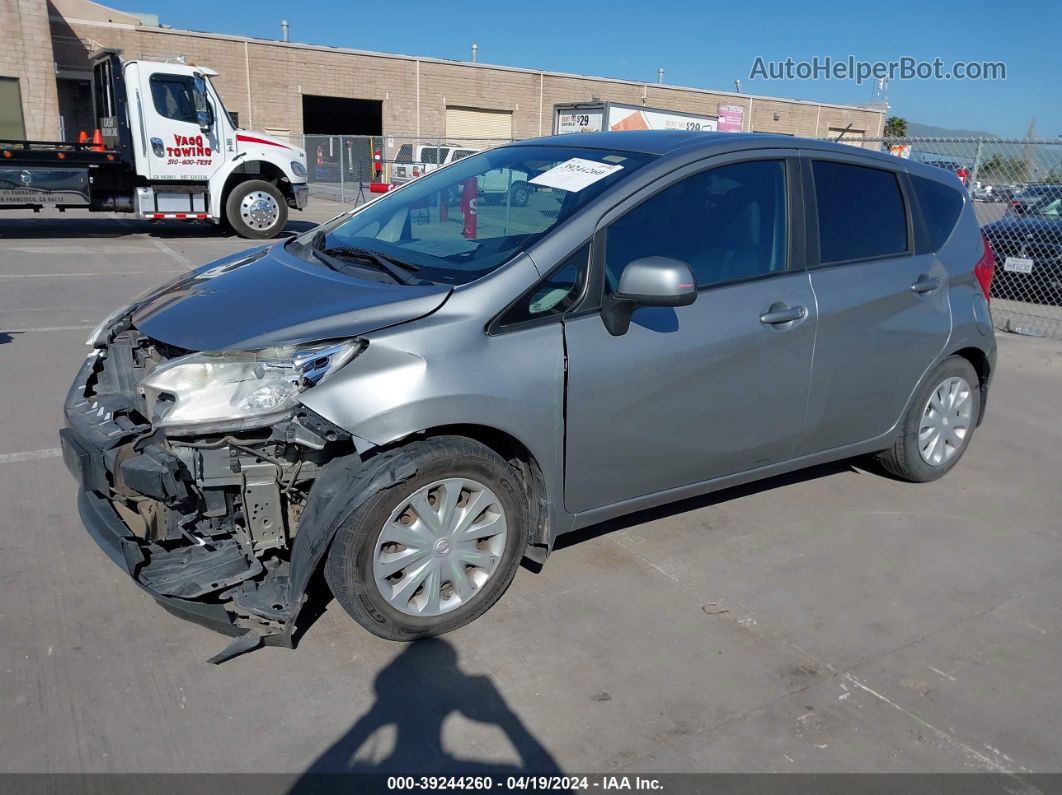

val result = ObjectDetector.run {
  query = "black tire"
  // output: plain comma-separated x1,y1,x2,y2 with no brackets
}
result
324,436,529,641
876,356,981,483
224,179,288,239
509,181,532,207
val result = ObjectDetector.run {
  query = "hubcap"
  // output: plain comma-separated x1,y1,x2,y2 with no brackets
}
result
240,191,280,231
918,376,973,466
372,478,508,617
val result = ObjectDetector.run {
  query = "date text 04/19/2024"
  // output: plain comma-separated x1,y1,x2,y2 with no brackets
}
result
385,776,664,791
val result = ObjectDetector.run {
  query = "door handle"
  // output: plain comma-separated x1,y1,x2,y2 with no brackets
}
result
759,305,806,325
911,275,942,294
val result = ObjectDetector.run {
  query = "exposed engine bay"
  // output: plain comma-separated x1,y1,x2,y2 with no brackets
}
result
61,328,358,661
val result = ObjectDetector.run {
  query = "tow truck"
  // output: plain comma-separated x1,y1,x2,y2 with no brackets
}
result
0,50,308,238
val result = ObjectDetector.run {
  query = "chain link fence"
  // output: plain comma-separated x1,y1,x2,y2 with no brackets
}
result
825,136,1062,339
295,134,512,206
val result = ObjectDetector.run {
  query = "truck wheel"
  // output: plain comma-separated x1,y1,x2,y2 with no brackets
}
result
324,436,528,641
509,181,532,207
225,180,288,239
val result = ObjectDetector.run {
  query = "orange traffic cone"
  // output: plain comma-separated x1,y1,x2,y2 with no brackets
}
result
90,129,104,152
78,130,88,145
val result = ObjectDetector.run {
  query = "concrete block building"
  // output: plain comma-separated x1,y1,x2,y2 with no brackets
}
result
1,0,885,146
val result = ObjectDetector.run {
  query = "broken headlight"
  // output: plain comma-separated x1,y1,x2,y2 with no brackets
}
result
139,339,365,429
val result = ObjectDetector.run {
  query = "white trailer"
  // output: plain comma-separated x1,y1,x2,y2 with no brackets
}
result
552,101,718,135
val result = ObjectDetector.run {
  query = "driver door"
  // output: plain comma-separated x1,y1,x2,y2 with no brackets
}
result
137,69,224,182
563,152,817,514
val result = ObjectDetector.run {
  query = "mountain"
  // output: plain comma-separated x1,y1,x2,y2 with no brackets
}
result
906,122,999,139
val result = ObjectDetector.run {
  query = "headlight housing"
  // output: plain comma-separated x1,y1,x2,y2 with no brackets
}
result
290,160,307,178
139,339,364,430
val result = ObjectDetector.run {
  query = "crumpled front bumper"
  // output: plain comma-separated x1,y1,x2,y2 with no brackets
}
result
59,353,296,661
74,486,246,638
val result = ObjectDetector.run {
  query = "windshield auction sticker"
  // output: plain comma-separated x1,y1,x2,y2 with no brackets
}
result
530,158,624,192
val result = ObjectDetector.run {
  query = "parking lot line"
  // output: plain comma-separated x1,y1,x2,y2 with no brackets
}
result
0,448,62,464
2,324,92,333
151,239,193,268
0,270,182,279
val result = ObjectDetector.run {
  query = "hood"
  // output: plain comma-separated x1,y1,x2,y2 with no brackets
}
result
235,130,306,160
131,244,451,351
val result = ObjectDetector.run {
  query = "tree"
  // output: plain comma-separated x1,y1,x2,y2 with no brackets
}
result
884,116,908,138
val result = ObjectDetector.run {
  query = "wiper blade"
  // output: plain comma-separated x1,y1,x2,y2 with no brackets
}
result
324,245,420,272
320,245,421,285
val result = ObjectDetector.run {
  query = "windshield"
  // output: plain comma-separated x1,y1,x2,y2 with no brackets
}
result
294,145,654,285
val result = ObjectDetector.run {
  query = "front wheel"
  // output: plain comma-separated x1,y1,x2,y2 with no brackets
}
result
225,179,288,239
325,437,529,641
876,356,981,482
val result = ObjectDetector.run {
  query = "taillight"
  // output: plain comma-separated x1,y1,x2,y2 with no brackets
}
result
412,166,421,177
975,231,995,304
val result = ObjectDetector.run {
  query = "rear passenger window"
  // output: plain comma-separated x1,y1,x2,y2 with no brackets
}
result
911,175,964,250
813,161,908,264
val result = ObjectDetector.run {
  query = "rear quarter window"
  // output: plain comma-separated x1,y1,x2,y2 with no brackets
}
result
813,160,908,264
911,174,964,251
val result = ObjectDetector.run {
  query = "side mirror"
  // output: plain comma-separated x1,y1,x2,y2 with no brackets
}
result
192,74,212,132
602,256,697,336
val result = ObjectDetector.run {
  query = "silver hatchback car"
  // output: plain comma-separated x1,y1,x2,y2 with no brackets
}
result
61,131,997,660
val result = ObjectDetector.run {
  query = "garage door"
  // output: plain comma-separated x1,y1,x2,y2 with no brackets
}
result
445,106,513,144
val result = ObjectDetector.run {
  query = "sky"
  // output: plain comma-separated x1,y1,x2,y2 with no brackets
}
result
102,0,1060,139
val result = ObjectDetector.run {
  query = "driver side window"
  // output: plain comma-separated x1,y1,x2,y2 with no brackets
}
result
605,159,788,290
150,74,198,124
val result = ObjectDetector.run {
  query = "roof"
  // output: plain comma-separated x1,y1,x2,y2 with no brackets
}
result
510,130,796,155
511,130,903,160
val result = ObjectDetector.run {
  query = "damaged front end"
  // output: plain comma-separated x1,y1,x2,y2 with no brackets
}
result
60,328,360,662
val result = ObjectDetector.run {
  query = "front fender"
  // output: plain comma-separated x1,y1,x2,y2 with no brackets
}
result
298,317,570,538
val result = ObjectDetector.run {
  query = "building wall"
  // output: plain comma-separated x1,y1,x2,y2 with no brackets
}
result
1,0,60,139
48,3,884,143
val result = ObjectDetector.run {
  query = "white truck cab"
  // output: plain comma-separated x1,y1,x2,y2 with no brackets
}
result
0,50,308,239
122,57,308,237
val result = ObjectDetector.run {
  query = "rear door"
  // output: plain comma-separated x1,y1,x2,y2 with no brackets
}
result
798,152,951,454
563,151,818,514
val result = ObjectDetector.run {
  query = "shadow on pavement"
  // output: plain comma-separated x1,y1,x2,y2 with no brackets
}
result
0,216,317,240
290,638,561,788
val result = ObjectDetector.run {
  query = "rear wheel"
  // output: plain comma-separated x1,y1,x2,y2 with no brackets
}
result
877,356,981,482
225,179,288,239
324,437,528,641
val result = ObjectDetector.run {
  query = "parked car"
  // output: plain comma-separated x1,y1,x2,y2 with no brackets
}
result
1006,184,1062,216
390,144,533,205
62,132,996,659
984,187,1062,305
390,144,481,185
